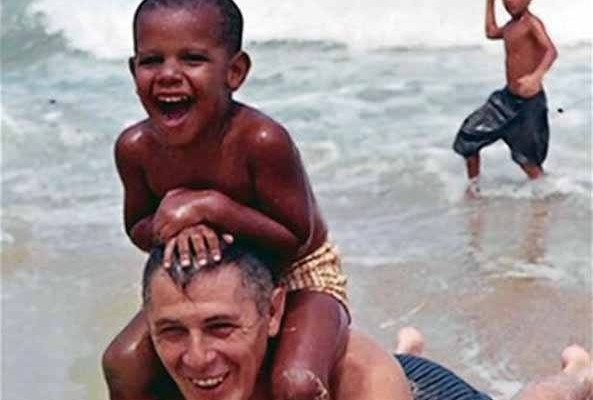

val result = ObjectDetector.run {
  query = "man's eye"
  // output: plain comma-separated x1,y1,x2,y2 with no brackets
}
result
158,326,186,339
208,323,236,338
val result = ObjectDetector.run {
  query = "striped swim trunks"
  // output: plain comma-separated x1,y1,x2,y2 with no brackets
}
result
395,354,493,400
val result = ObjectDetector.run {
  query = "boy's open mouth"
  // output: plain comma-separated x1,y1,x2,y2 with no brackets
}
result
156,95,195,121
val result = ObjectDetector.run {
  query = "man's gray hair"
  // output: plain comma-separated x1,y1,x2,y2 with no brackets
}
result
142,244,277,315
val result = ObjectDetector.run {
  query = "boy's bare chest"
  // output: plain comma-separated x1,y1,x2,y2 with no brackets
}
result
144,146,253,203
504,20,534,52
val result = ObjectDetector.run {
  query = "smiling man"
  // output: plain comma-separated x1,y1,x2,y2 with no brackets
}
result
141,245,412,400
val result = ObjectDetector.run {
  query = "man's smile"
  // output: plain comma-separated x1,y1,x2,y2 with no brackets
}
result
188,371,229,390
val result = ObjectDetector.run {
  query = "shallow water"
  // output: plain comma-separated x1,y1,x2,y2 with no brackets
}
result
2,1,591,399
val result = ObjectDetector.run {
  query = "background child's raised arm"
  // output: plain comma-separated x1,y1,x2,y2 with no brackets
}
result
485,0,504,39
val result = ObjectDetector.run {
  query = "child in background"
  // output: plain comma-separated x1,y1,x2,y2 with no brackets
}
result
453,0,557,195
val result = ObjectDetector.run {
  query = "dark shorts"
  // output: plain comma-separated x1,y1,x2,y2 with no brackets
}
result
395,354,493,400
452,87,549,167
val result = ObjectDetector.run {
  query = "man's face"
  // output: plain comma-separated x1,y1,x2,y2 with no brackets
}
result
132,6,236,146
503,0,531,18
146,265,283,400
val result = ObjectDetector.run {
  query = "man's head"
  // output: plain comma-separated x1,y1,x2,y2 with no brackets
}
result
130,0,251,146
503,0,531,18
142,245,285,400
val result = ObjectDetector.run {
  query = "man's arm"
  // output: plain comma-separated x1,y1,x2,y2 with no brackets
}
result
529,15,558,80
485,0,504,39
114,129,159,252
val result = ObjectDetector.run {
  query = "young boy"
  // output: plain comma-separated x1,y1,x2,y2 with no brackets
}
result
453,0,557,194
102,1,349,399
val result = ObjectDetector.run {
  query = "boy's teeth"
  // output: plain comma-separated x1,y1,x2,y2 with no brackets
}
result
159,95,189,103
191,374,225,388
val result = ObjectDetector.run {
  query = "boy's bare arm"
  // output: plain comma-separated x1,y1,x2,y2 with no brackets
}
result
115,128,159,252
515,15,558,97
528,15,558,80
485,0,504,39
249,123,323,254
153,188,300,260
153,123,320,263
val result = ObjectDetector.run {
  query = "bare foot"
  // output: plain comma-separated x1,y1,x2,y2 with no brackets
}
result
561,345,592,396
522,164,544,180
513,346,592,400
465,178,481,200
395,327,425,356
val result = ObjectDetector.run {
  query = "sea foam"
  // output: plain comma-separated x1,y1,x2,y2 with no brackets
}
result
23,0,592,60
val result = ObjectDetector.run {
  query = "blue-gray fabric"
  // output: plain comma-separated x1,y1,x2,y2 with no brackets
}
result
453,87,549,167
395,354,493,400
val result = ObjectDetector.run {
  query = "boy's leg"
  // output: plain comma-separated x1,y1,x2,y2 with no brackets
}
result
271,291,349,400
520,163,544,180
507,93,549,181
465,154,481,198
466,154,481,180
102,310,182,400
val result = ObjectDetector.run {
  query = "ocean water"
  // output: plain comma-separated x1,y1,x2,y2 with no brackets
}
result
1,0,591,399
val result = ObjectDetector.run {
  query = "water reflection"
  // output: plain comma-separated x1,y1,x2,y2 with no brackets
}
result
466,198,550,268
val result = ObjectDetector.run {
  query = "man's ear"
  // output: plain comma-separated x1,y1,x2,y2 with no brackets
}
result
128,56,136,78
226,51,251,92
267,287,286,338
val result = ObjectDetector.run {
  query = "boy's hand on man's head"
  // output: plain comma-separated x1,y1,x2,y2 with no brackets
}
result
516,73,543,98
153,188,222,243
163,224,234,269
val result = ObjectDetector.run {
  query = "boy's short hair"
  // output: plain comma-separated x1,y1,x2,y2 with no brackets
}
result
132,0,244,54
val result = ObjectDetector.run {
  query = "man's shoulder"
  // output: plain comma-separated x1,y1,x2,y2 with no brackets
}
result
331,331,412,400
233,103,294,154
